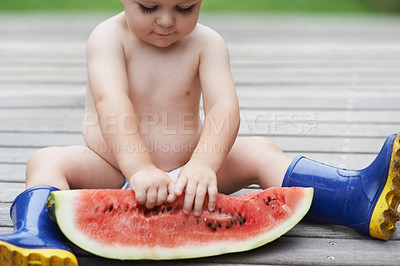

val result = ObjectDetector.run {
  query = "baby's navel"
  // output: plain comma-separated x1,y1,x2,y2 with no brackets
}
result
185,91,191,96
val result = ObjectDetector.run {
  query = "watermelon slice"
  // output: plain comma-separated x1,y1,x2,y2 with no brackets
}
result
47,187,313,260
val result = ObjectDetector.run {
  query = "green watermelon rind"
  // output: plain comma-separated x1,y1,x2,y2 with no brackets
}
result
48,188,313,260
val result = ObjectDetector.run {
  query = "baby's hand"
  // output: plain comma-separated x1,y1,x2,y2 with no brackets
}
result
129,165,175,209
174,161,218,216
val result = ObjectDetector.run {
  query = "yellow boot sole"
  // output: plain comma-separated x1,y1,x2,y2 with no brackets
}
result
0,240,78,266
369,133,400,240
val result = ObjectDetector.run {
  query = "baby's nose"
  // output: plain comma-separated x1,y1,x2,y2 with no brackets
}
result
156,11,176,28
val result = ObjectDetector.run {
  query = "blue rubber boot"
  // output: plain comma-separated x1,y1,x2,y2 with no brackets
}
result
0,186,78,265
282,133,400,240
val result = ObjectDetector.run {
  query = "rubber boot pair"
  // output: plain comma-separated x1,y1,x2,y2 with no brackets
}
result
283,133,400,240
0,186,78,265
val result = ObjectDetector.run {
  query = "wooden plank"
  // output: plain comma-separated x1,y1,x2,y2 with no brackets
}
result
0,164,26,183
0,228,397,266
0,148,36,164
72,236,400,266
0,182,24,202
239,123,398,138
238,99,400,110
0,203,11,226
0,97,85,108
0,132,84,147
230,60,400,69
0,227,13,235
240,109,400,123
0,84,85,97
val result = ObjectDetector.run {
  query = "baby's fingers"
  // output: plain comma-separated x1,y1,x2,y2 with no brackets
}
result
167,182,177,203
156,186,167,206
145,187,157,209
175,175,188,196
134,187,146,206
193,185,207,216
183,181,196,214
207,185,218,212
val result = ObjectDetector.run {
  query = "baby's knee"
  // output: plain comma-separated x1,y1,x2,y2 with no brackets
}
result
27,147,67,170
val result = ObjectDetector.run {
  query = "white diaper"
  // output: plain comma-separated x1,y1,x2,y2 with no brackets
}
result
121,166,182,189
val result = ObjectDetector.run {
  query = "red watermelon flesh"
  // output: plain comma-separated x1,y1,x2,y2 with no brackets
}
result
47,187,313,260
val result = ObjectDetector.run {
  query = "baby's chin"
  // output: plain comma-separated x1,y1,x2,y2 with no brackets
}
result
148,39,180,48
141,34,183,48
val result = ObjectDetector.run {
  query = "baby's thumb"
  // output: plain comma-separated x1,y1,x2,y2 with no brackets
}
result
167,182,176,203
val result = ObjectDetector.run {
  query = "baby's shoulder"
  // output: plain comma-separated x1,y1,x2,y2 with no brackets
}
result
87,13,127,50
190,24,228,50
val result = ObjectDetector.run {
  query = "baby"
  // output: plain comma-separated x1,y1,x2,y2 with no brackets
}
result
1,0,399,265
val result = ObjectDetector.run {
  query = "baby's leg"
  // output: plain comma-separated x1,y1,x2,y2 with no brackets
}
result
216,137,291,195
220,134,400,240
26,146,125,190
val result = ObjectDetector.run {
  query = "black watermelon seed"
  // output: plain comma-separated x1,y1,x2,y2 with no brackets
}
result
226,224,231,229
242,218,246,224
216,222,221,228
210,226,216,232
196,219,200,224
152,208,159,214
109,205,113,212
230,220,234,226
167,207,172,212
183,221,186,225
161,207,165,213
206,222,212,227
218,208,221,213
238,212,242,217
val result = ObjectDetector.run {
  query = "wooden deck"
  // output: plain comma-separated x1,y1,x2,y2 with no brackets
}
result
1,12,400,265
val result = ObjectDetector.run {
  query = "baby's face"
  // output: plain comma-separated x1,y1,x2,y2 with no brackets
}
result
121,0,202,48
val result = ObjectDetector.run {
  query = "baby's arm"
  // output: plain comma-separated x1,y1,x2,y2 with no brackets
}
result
86,21,173,209
174,29,240,215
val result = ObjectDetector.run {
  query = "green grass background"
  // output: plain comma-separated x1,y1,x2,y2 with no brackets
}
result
0,0,400,13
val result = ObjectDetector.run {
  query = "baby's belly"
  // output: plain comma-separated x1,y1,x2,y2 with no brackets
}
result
142,131,201,171
83,122,201,172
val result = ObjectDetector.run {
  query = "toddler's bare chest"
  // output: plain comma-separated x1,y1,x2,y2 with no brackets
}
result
126,53,200,101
